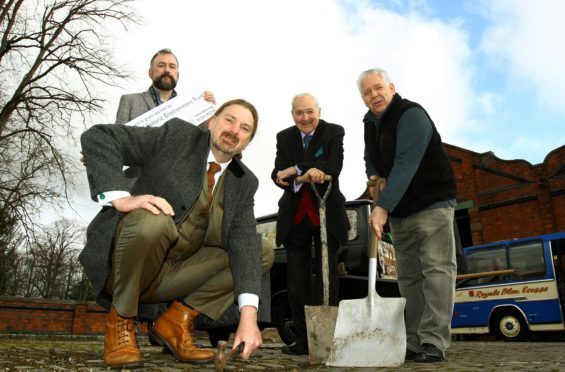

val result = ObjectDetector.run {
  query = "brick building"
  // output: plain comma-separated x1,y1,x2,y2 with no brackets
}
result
446,143,564,247
358,143,565,248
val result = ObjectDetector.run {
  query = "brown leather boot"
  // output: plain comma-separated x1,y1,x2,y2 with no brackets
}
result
104,307,143,368
149,300,216,362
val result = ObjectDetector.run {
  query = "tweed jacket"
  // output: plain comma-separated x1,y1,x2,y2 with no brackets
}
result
114,87,159,124
79,118,263,314
271,120,348,246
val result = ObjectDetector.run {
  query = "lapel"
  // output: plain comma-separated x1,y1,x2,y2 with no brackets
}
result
142,88,157,111
221,158,245,244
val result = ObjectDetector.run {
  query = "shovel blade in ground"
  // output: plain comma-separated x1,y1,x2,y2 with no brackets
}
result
326,294,406,367
305,304,339,364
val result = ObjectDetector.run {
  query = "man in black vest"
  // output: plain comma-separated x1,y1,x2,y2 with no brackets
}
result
271,93,348,355
358,68,457,363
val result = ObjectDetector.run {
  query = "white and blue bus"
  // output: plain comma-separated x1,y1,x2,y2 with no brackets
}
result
452,232,565,341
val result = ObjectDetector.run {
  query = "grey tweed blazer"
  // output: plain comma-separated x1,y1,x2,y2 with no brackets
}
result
115,87,157,125
79,119,263,318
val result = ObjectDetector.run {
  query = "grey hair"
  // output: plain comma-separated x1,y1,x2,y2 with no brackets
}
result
357,68,392,92
150,48,179,67
291,93,320,111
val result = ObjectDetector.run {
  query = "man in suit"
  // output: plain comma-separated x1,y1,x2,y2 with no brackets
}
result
114,48,214,181
271,93,348,355
80,99,274,368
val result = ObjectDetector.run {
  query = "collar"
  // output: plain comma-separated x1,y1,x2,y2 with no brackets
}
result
207,151,230,177
300,129,315,138
149,85,177,106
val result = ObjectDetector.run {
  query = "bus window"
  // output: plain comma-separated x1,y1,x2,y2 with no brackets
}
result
465,246,506,285
509,240,546,280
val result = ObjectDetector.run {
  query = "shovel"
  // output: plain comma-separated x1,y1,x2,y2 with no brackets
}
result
214,340,244,372
304,175,339,365
326,177,407,367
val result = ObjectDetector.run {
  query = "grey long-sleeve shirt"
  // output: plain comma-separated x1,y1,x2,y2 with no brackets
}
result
364,107,433,213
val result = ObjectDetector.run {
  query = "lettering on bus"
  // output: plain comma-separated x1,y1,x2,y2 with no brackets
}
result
469,285,549,299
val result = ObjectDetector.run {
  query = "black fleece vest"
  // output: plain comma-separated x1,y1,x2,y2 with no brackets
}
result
364,93,456,217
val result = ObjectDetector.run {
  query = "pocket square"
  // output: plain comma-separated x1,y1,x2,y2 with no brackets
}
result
315,147,324,157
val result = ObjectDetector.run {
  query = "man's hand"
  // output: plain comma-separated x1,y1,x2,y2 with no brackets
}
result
80,151,86,166
369,205,388,240
203,90,216,105
296,167,325,184
111,195,175,216
275,166,297,186
233,305,262,360
367,175,386,199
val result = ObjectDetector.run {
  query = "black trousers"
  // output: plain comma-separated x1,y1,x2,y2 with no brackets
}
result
284,217,339,346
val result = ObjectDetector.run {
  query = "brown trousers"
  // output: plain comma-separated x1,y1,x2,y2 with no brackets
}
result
105,209,274,319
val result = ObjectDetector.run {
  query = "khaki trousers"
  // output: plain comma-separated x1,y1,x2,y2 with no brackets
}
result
105,209,274,319
390,206,456,353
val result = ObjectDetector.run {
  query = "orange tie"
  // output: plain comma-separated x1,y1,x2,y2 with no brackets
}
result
207,161,222,205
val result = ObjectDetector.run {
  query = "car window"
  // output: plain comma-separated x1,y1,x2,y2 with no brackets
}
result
346,209,359,241
256,220,279,249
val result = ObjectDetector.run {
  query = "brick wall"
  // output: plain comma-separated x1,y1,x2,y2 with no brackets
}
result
0,296,149,336
357,143,565,246
444,143,565,245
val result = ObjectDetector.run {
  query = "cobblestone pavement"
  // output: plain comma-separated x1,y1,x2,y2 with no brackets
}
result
1,330,564,371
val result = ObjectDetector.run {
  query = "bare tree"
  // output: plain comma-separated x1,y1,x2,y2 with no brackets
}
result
25,218,84,298
0,0,136,245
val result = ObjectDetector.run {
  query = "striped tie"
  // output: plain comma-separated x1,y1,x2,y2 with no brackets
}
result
303,134,313,149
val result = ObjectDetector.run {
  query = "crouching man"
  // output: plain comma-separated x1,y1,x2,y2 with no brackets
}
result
80,99,274,368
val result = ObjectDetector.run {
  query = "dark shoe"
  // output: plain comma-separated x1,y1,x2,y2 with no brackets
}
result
414,343,445,363
405,348,419,361
281,342,308,355
103,307,143,369
150,300,216,362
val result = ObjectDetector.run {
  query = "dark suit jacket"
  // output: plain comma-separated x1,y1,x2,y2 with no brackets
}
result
271,120,348,246
80,119,264,318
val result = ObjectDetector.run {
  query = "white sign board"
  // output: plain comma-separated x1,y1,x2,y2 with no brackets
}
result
125,93,215,128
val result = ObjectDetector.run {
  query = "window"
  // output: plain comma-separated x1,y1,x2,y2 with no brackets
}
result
256,220,279,249
509,240,546,280
465,246,507,285
346,209,359,241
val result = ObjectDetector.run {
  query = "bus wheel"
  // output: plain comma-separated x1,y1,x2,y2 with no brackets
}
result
493,310,528,341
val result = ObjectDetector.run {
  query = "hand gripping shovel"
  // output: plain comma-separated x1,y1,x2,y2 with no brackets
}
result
326,178,407,367
304,175,339,365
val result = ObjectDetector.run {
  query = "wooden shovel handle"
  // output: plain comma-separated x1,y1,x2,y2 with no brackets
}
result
369,177,386,259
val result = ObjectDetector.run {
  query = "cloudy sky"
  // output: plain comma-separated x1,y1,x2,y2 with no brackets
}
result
66,0,565,223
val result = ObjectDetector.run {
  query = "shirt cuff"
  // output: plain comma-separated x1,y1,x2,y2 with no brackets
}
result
238,293,259,311
97,191,131,206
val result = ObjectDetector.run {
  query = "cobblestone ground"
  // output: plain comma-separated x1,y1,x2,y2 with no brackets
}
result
1,330,564,371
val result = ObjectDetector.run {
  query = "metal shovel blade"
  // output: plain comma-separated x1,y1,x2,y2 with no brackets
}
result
305,304,338,364
326,255,407,367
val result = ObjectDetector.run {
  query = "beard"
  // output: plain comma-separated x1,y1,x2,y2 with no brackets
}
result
153,73,177,91
211,132,240,157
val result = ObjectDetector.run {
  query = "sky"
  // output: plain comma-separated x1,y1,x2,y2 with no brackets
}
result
64,0,565,224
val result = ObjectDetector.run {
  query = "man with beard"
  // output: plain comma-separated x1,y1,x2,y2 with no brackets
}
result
80,99,274,368
115,48,215,180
